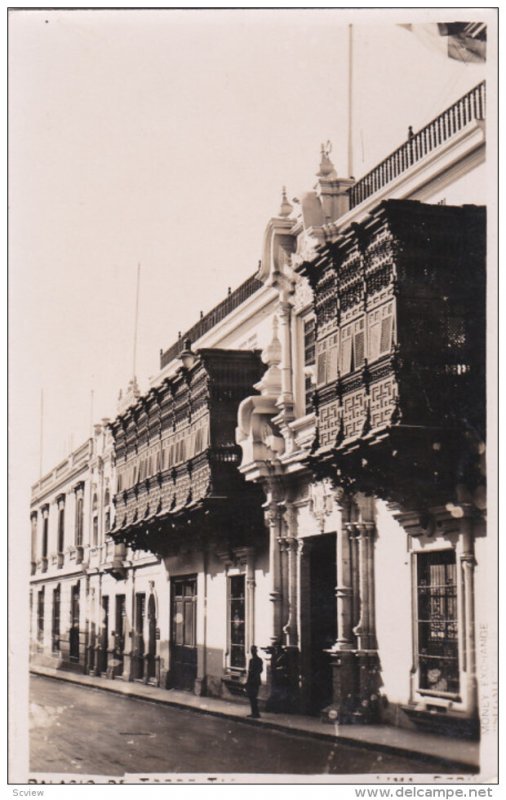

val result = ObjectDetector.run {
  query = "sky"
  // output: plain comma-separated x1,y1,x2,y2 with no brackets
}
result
9,7,489,512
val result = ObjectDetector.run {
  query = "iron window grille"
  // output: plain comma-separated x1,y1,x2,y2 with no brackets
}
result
416,549,459,695
52,585,60,653
229,574,246,670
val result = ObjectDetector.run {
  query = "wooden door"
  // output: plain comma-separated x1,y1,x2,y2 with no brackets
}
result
171,576,197,691
147,594,157,681
69,584,80,662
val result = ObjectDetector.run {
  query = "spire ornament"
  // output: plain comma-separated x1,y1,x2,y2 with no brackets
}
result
278,186,293,218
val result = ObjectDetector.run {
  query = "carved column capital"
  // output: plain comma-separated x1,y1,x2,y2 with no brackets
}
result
460,552,477,568
264,501,283,528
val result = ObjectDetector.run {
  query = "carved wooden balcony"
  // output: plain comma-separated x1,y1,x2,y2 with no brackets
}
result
111,348,265,556
302,199,486,510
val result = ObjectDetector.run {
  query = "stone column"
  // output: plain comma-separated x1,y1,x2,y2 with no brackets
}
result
276,300,294,415
245,550,256,651
353,523,376,652
460,514,478,721
264,497,283,645
273,299,296,454
282,537,299,648
353,521,379,722
335,522,354,651
324,520,357,723
297,537,313,713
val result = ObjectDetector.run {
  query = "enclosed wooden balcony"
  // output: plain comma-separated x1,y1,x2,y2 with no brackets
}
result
303,199,486,510
111,348,265,555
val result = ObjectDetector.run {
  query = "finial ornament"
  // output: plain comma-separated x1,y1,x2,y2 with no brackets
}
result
278,186,293,218
322,140,332,158
317,140,337,178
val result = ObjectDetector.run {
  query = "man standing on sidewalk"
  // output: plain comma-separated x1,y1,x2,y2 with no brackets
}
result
245,645,263,719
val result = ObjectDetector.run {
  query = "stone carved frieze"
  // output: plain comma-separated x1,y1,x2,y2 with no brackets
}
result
292,275,314,314
291,231,322,272
309,478,337,533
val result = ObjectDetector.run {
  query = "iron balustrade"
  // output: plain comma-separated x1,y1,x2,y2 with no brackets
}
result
348,82,486,209
160,273,263,369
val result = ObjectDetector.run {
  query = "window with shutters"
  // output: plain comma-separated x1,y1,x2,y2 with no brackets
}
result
316,333,339,388
304,315,315,410
340,324,353,375
416,550,459,695
340,317,365,375
368,302,394,363
352,318,365,370
316,345,327,386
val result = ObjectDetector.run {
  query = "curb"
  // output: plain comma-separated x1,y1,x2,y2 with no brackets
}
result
30,668,478,773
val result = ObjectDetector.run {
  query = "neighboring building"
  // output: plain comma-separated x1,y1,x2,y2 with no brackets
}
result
30,81,490,740
29,421,115,674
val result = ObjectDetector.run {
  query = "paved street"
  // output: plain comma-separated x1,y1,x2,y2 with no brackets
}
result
30,675,457,777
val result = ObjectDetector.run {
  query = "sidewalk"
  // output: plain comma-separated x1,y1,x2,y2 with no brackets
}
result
30,664,479,772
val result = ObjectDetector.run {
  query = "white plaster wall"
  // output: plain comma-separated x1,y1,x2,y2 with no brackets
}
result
205,553,226,670
374,500,413,709
473,522,497,743
215,299,277,354
413,159,487,207
252,547,270,652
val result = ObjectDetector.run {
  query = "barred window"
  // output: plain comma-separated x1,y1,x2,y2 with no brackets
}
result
75,497,84,547
37,587,45,644
42,515,49,558
57,506,65,554
229,575,246,669
417,550,459,695
52,585,61,653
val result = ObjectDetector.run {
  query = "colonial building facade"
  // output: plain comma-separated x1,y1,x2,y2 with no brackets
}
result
30,81,489,739
29,421,115,673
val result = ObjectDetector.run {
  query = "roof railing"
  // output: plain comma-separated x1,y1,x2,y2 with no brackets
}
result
160,273,263,369
348,81,486,210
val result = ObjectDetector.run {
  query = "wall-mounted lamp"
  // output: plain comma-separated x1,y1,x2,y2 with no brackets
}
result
180,338,195,370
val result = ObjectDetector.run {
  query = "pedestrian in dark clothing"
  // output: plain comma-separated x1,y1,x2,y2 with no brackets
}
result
245,645,263,718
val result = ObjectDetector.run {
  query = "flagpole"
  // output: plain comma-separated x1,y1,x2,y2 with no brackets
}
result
39,389,44,479
133,263,141,380
348,23,354,178
90,388,94,435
